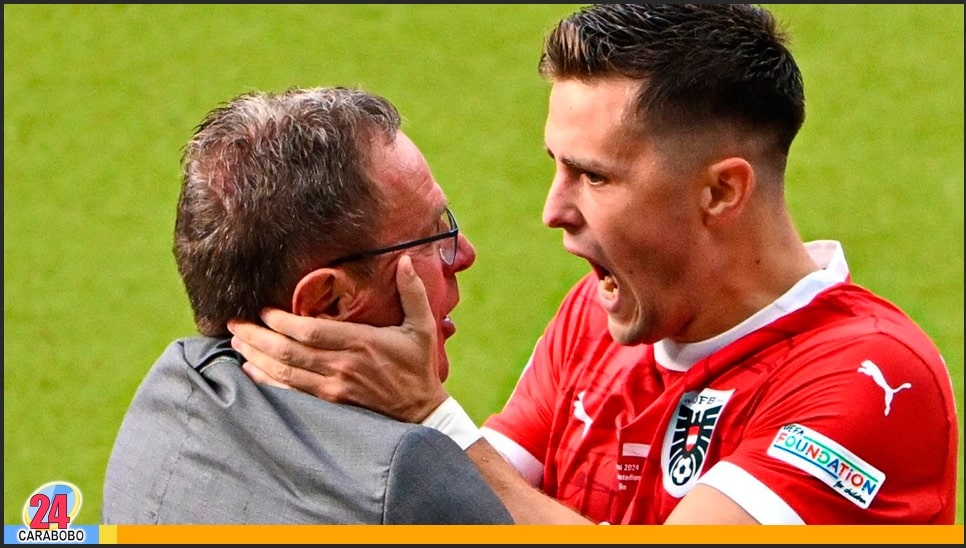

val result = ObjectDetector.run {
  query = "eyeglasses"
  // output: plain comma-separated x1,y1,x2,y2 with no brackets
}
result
328,207,459,267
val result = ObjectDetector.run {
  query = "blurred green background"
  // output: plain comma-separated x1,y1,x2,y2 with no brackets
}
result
4,5,963,525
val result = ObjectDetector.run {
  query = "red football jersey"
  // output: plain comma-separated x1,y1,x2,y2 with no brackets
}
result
482,241,958,524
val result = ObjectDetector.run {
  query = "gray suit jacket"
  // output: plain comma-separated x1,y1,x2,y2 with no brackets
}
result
102,336,513,524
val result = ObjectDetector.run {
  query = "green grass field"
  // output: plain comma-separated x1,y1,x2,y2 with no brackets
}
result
4,4,963,526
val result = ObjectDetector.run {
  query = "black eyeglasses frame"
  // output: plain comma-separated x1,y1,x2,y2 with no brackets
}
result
328,207,459,267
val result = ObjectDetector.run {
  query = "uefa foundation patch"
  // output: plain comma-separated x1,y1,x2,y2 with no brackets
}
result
767,423,884,509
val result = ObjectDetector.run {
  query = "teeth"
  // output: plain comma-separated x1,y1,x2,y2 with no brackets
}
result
599,274,616,295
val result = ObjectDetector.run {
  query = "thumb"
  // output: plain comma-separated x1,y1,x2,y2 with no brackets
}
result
395,254,434,333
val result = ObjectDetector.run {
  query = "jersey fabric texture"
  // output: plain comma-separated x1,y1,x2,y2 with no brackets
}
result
103,336,513,525
482,241,957,524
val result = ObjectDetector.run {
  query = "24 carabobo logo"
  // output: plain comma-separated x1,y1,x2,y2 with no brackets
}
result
23,481,82,529
17,481,85,543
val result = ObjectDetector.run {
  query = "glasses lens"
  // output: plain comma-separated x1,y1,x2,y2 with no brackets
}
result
440,234,456,265
439,209,457,265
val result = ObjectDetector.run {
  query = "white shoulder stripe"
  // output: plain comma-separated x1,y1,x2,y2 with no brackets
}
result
698,461,805,524
481,426,544,487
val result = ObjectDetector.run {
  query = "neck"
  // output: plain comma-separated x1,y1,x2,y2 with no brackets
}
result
681,208,816,342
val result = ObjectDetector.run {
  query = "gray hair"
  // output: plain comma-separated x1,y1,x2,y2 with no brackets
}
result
174,86,401,336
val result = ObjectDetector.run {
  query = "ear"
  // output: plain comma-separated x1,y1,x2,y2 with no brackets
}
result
291,268,358,319
699,157,754,225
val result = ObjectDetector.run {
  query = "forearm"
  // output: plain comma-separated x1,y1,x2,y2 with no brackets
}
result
421,396,594,524
465,438,594,525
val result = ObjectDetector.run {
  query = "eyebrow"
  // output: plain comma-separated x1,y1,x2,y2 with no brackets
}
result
546,147,610,175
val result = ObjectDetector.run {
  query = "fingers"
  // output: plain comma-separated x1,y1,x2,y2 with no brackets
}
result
228,318,322,371
259,308,362,349
232,335,338,397
395,255,435,335
238,357,328,396
227,328,309,377
228,317,370,402
228,319,332,378
240,362,291,390
224,261,442,420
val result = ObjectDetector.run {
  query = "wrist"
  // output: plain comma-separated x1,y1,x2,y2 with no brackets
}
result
419,396,482,450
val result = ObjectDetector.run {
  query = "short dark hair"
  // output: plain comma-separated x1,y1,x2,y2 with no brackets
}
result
539,4,805,155
173,86,401,337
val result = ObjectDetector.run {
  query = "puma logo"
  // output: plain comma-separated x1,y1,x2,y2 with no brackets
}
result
858,360,911,416
573,390,593,437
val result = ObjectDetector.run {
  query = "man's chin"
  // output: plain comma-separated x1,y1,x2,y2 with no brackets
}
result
607,318,645,346
437,353,450,383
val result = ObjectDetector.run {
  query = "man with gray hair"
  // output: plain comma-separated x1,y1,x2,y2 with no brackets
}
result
102,86,513,524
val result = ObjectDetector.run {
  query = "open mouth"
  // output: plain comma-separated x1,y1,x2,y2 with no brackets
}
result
591,261,618,301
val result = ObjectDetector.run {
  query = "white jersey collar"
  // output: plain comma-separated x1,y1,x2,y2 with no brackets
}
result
654,240,850,372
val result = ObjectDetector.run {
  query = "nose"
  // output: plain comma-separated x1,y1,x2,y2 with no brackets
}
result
451,233,476,273
542,172,581,230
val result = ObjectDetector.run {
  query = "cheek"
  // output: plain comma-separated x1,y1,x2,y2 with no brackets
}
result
603,193,691,248
349,266,405,327
411,265,448,317
599,215,649,255
600,211,686,272
352,289,404,327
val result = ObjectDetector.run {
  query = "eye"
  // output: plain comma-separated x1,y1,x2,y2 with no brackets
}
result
584,171,607,186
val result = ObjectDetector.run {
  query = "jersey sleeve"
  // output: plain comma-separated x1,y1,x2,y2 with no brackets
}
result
703,329,958,524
